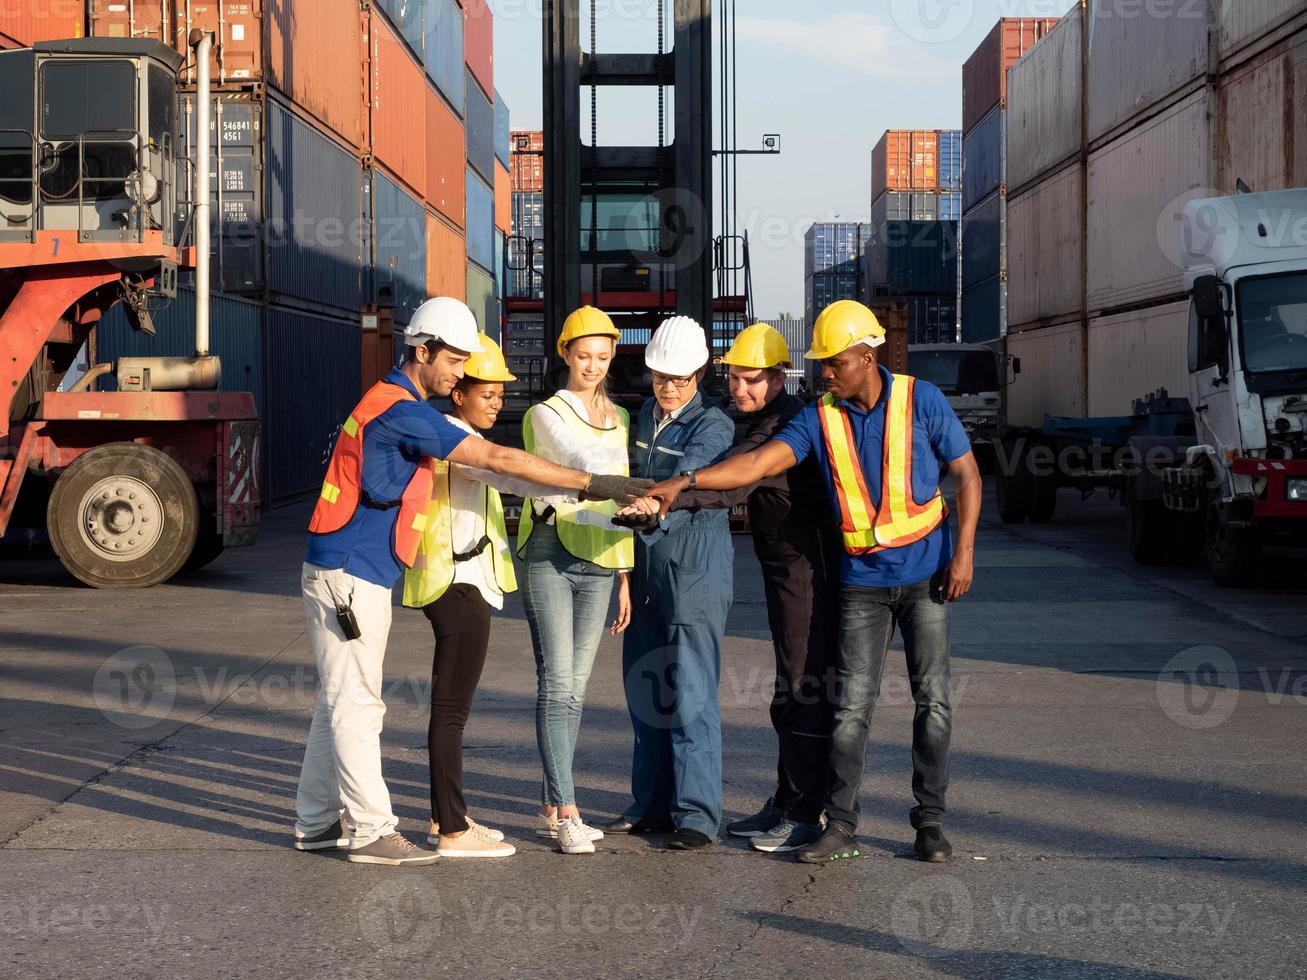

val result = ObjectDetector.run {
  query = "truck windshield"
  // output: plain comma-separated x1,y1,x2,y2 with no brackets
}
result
1238,272,1307,377
908,349,999,394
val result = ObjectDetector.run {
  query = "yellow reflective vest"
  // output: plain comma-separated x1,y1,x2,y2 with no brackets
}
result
517,395,635,570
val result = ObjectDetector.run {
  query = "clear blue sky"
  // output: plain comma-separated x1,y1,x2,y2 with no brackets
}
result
489,0,1075,319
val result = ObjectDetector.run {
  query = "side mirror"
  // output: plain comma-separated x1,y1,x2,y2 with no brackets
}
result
1192,274,1227,321
1011,356,1022,376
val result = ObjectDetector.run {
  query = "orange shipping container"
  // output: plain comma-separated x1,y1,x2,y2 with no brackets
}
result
267,0,369,150
494,161,511,234
511,130,544,193
1,3,83,47
88,0,262,86
427,212,467,301
370,10,428,202
464,0,493,101
426,83,466,227
871,130,940,199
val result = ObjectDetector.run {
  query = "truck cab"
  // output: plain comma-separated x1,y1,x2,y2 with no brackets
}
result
907,343,1001,445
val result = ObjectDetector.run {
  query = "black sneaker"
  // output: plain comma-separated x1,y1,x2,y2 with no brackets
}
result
293,818,349,851
795,824,861,864
726,797,783,838
914,826,953,863
667,828,713,850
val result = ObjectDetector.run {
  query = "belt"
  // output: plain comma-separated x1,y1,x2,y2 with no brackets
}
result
453,535,491,563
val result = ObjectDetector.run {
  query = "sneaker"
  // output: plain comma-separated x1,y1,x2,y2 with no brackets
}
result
750,819,824,854
667,828,713,850
556,816,596,855
428,817,505,845
535,810,604,842
293,818,349,852
795,824,861,865
437,824,517,858
914,826,953,863
345,832,439,866
726,797,783,838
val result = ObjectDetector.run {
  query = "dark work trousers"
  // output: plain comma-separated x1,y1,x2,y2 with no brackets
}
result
753,520,842,825
423,583,491,835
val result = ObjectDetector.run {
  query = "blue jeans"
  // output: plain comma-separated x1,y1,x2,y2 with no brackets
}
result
826,575,952,833
523,523,615,808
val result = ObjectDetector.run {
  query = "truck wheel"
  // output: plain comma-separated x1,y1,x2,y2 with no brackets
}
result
47,443,200,589
1028,472,1058,524
183,520,226,571
1126,477,1170,565
995,441,1032,524
1170,512,1204,564
1204,501,1260,587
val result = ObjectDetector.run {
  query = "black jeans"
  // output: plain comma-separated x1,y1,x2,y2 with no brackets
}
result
825,575,952,833
424,584,491,834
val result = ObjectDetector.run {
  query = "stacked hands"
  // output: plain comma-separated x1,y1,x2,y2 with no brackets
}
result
611,476,684,531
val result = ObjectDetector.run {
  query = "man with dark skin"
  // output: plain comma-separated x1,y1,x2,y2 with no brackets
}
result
635,301,981,864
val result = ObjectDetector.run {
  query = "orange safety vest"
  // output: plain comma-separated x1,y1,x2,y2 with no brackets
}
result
816,375,948,556
308,381,434,568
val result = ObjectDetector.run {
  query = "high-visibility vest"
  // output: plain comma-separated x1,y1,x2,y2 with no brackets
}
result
816,376,948,556
308,381,433,569
517,395,635,570
402,459,517,607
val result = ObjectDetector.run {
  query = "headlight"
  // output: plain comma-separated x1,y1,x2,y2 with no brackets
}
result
124,171,160,205
1288,478,1307,502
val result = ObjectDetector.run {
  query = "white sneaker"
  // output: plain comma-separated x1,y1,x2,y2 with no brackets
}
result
535,810,604,842
428,816,505,845
437,824,517,859
556,816,596,855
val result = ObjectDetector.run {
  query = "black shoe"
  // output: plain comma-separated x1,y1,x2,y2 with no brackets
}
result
667,828,713,850
725,797,783,838
795,824,861,864
598,814,675,835
914,826,953,863
597,816,636,834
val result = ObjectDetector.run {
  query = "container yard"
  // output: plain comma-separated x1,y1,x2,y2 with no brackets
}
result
3,3,1307,978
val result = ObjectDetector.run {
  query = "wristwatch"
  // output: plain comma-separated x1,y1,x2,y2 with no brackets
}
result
686,470,698,489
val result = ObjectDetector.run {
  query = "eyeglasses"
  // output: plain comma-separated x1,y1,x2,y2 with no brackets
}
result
651,372,695,389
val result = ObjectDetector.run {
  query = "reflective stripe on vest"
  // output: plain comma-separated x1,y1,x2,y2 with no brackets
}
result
402,460,517,608
516,395,635,570
816,376,948,556
308,380,433,569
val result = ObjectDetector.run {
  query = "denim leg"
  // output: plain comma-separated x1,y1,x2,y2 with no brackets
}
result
897,578,952,828
824,585,895,833
622,598,674,820
564,568,614,780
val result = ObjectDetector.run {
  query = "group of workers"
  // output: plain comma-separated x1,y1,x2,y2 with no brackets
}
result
292,294,982,868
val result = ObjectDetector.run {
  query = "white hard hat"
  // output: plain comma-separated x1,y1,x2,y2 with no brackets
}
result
645,315,709,376
404,297,484,353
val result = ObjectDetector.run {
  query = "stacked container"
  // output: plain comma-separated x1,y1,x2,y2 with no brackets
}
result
509,130,545,301
804,223,866,330
1003,0,1307,425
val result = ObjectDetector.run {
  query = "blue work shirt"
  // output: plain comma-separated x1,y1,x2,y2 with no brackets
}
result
633,390,735,541
774,366,971,588
305,368,468,588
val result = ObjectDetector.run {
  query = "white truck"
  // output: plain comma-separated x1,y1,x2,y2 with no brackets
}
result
907,343,1002,446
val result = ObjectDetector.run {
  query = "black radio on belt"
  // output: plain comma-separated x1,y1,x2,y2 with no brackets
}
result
336,604,362,641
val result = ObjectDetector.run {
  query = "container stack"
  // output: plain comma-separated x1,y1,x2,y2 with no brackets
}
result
957,16,1061,346
763,317,811,394
1003,0,1307,426
510,130,545,300
804,222,866,327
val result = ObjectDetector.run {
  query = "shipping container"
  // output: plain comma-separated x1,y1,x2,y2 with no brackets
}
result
940,193,962,221
426,212,467,301
1006,163,1083,329
1005,320,1084,426
1086,301,1189,417
904,295,959,345
466,168,495,273
1006,6,1082,193
864,221,957,296
464,0,494,101
962,17,1060,134
1,4,83,48
425,0,465,115
961,191,1001,288
1086,0,1206,144
1219,28,1307,195
494,89,511,167
511,130,544,193
938,130,962,192
375,0,424,64
871,130,940,200
265,0,369,150
371,9,429,201
495,161,511,234
89,0,261,86
804,223,862,279
465,70,496,183
962,106,1003,212
1220,0,1307,62
372,169,428,324
805,271,858,326
961,275,1004,344
1086,91,1208,313
467,263,497,336
426,83,466,226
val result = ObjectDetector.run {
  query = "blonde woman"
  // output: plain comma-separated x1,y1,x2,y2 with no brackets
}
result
518,307,637,855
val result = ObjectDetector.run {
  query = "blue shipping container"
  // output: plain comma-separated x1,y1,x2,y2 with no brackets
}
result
961,276,1003,344
493,89,511,168
804,223,861,279
377,0,425,64
938,129,962,193
866,221,958,295
962,106,1003,212
466,70,495,183
372,170,427,325
905,295,958,345
939,193,962,221
466,168,495,273
425,0,465,115
961,191,1002,288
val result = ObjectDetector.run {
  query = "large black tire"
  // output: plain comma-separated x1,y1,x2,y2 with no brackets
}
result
1126,477,1171,565
1028,471,1058,524
995,441,1032,524
183,520,226,571
47,443,200,589
1204,499,1261,587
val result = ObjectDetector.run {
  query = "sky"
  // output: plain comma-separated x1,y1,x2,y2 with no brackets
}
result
488,0,1077,320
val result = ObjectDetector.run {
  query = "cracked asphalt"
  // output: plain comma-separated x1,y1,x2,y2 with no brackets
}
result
2,489,1306,978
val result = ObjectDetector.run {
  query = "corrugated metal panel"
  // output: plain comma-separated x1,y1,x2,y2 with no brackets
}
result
373,169,428,324
426,84,466,227
940,193,962,221
1,6,83,47
464,0,493,101
465,71,495,183
1219,30,1307,194
1221,0,1307,60
961,191,1001,288
375,0,425,63
511,130,544,192
266,99,366,312
266,0,368,150
425,0,465,115
904,295,958,345
467,263,496,335
1087,92,1209,313
872,192,913,227
466,168,494,273
871,130,940,200
804,223,861,279
1007,163,1083,329
426,211,466,300
866,221,957,296
266,305,361,501
961,276,1003,344
493,89,511,167
1007,6,1082,192
88,0,262,86
1005,320,1085,425
1086,0,1206,143
371,9,429,201
963,17,1061,134
962,106,1003,212
1086,301,1189,416
938,130,962,192
494,161,511,233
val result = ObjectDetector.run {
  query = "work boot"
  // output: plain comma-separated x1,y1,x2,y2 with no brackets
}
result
428,816,504,845
292,818,349,852
750,819,824,854
726,797,783,838
795,824,861,865
536,809,604,841
556,816,597,855
345,832,439,866
913,826,953,863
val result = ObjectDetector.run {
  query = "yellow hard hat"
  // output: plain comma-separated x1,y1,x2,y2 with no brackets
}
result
804,300,886,360
463,333,516,382
557,305,620,357
720,323,792,369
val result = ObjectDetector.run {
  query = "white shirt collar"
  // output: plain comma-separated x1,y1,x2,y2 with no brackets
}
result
444,414,480,438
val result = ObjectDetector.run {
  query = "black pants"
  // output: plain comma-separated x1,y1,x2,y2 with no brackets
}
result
424,584,491,835
753,521,842,825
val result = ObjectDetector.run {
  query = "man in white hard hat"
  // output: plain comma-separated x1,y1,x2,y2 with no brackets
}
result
598,315,735,851
295,297,650,867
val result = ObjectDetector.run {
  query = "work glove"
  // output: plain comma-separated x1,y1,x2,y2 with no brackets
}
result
581,474,654,503
611,511,660,532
